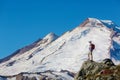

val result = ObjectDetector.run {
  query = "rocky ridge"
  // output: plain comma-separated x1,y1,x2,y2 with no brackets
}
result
75,59,120,80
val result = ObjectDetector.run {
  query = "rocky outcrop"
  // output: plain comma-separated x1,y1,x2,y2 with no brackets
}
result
75,59,120,80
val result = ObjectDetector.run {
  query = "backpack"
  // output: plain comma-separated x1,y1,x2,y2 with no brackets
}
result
91,44,95,49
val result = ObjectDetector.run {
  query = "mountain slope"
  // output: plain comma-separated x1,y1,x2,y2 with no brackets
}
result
0,18,120,80
0,32,59,63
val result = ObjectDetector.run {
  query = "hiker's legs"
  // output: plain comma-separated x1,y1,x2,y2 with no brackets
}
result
88,51,93,61
88,52,91,60
90,53,93,61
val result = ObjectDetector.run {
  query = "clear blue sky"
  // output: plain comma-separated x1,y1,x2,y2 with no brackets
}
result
0,0,120,59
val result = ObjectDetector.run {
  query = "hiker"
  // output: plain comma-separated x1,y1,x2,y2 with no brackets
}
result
88,41,95,61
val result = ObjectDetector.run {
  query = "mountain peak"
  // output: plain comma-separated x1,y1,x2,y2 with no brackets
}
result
43,32,59,42
87,18,113,23
79,18,103,28
87,17,99,20
87,17,114,25
44,32,58,39
87,18,101,22
80,18,120,32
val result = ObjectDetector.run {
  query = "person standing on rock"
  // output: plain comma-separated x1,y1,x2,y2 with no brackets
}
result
88,41,95,61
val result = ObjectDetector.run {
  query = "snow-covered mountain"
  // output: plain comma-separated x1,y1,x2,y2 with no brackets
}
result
0,18,120,80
